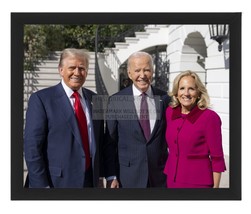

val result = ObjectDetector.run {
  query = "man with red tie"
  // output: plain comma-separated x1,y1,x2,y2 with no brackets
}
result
24,48,104,188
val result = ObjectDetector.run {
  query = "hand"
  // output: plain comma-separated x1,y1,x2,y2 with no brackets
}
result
106,179,119,188
98,177,105,188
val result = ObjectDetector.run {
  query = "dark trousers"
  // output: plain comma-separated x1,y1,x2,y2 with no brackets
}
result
84,164,93,187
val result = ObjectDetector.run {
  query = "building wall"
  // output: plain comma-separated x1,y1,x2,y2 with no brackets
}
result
166,25,229,157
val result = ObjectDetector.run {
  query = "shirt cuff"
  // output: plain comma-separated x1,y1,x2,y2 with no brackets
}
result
106,176,117,181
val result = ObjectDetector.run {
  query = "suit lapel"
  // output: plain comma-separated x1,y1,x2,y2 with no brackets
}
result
54,83,83,148
148,87,164,142
125,86,149,142
121,86,165,143
82,88,96,157
82,88,93,117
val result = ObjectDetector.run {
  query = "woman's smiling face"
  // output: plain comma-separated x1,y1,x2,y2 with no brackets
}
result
177,75,199,114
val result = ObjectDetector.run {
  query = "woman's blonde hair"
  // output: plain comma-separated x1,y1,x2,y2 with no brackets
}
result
169,70,210,109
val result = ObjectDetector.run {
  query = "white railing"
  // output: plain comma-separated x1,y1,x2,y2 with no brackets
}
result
103,48,121,81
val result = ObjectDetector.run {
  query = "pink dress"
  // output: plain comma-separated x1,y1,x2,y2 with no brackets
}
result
164,106,226,188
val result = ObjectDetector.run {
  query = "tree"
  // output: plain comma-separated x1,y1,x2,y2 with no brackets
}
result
24,25,65,71
24,25,48,71
23,24,144,72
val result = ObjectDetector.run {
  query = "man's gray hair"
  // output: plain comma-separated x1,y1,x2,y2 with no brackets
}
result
58,48,90,69
127,51,154,71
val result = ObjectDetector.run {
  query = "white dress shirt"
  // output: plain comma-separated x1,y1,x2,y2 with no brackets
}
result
132,84,157,133
61,80,95,157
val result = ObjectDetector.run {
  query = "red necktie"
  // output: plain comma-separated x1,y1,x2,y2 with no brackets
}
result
72,91,91,169
139,92,151,141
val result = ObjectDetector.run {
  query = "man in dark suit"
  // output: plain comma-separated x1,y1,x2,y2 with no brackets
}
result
24,48,104,188
104,52,170,188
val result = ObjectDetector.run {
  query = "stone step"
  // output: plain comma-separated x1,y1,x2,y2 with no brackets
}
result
36,63,95,73
125,37,140,44
38,60,95,67
25,55,96,95
114,42,130,49
135,31,150,39
144,26,160,33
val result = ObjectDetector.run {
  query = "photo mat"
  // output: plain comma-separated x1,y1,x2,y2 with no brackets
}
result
11,12,241,200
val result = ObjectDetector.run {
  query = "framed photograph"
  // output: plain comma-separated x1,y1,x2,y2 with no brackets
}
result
11,12,241,200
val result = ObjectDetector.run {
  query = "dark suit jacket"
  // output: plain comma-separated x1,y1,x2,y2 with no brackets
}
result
24,83,104,188
104,85,170,188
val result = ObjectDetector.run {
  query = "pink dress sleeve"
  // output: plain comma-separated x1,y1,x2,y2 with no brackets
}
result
205,110,226,172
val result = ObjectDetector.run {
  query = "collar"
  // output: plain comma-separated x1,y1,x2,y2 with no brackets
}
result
132,84,153,98
171,105,204,124
61,80,84,99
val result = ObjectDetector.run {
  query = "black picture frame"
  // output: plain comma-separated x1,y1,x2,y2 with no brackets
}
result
11,12,241,200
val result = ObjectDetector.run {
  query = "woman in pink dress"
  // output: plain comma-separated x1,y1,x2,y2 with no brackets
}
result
164,70,226,188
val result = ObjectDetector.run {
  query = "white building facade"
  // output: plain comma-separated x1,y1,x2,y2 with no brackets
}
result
166,25,229,158
101,24,230,187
